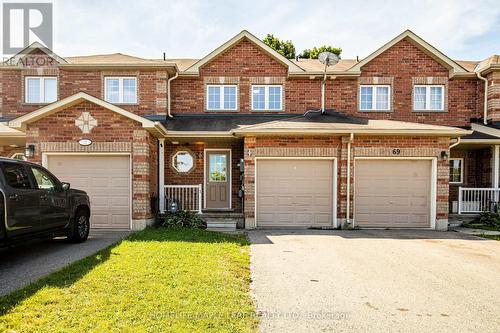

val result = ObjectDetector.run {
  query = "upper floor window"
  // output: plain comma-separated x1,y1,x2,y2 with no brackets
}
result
206,85,237,111
252,85,283,111
105,77,137,104
25,77,57,104
413,85,444,111
359,85,390,111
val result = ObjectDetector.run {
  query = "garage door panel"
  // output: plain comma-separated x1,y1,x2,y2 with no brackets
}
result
48,155,131,229
257,160,334,228
354,160,431,228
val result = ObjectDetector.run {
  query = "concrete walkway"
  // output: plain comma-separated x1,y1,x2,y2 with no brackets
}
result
0,229,130,296
249,229,500,333
452,226,500,236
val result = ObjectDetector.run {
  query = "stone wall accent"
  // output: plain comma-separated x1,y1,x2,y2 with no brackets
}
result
254,147,337,157
486,71,500,123
40,141,131,152
203,77,240,84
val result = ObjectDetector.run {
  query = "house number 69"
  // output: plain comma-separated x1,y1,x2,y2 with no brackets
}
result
392,149,401,155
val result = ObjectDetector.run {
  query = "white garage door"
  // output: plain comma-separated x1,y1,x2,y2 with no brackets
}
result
47,155,131,229
354,159,432,228
256,159,335,228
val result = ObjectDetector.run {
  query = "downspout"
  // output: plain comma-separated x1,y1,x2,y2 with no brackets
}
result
346,133,354,228
476,72,488,125
449,137,461,149
167,72,179,118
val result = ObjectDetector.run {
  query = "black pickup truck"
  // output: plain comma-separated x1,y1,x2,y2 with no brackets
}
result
0,157,91,246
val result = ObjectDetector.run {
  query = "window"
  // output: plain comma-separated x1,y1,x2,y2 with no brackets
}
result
31,167,57,190
209,154,227,182
25,77,57,103
1,162,32,189
9,153,27,161
413,85,444,111
359,85,390,111
449,158,463,184
105,77,137,104
206,85,237,111
251,85,283,111
172,151,195,173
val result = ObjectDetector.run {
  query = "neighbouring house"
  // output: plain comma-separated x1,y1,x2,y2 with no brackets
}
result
0,30,498,231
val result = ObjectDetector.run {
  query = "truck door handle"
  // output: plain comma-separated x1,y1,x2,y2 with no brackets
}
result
8,194,19,201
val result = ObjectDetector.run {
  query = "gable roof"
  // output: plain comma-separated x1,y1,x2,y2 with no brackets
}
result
184,30,304,74
6,42,67,65
8,92,167,137
348,30,468,75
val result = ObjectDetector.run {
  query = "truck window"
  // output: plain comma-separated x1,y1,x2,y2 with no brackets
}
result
1,162,33,189
31,167,57,191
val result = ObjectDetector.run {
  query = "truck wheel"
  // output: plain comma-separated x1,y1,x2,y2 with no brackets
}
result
68,210,90,243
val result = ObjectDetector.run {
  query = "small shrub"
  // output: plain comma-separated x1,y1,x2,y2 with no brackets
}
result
476,211,500,227
157,210,206,229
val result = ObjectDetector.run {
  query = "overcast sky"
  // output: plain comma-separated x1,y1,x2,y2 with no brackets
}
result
53,0,500,61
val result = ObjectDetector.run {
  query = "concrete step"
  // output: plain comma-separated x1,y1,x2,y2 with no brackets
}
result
201,212,244,231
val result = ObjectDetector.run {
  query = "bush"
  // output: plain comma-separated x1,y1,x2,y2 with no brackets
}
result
157,210,206,229
476,211,500,227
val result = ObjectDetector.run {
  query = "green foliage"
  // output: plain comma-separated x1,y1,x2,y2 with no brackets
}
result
300,45,342,59
158,210,206,229
263,33,296,59
476,211,500,227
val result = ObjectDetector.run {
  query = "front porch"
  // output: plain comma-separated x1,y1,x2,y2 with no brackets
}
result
158,136,244,231
450,123,500,220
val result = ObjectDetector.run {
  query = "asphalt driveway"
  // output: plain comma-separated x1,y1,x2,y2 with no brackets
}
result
249,230,500,333
0,229,130,296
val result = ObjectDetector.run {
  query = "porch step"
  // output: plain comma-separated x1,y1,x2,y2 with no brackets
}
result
448,214,478,227
201,212,244,231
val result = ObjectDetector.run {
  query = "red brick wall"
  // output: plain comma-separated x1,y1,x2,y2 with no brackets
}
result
333,38,481,126
0,64,168,118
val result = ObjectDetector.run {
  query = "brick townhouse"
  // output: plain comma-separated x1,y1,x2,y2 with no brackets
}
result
0,30,498,231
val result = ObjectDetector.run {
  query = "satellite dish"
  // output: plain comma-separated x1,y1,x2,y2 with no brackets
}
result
318,51,339,66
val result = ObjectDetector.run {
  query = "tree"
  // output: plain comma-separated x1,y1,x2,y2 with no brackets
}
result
300,45,342,59
263,34,296,59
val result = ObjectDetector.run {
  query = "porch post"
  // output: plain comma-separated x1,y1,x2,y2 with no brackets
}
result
492,145,499,188
159,138,165,213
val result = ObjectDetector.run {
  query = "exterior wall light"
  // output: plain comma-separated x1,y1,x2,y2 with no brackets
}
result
440,151,449,161
24,144,35,158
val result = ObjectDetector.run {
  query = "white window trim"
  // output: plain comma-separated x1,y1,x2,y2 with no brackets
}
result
104,77,138,104
24,76,58,104
206,85,238,111
359,85,391,111
251,85,283,111
449,158,464,184
413,85,444,111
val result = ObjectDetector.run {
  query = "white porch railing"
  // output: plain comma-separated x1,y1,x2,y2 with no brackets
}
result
458,187,500,214
164,184,202,214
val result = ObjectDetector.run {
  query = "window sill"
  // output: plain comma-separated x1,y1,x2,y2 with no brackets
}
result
358,109,392,113
251,109,284,112
107,102,139,106
412,109,447,113
205,109,239,113
22,102,52,106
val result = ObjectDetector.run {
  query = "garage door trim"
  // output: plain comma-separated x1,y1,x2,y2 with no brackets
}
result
42,152,133,230
254,157,338,228
353,157,437,229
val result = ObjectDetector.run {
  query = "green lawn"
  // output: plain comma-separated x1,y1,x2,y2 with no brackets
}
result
478,234,500,241
0,228,257,333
